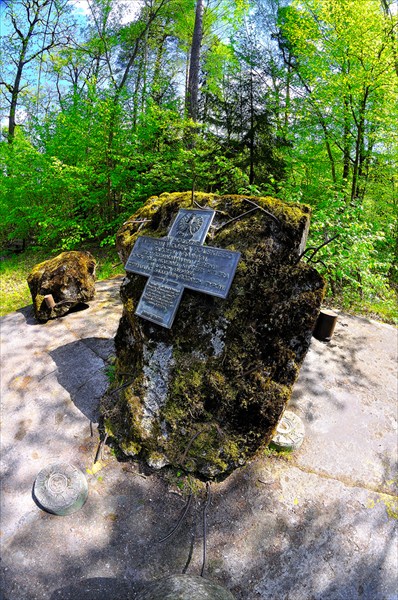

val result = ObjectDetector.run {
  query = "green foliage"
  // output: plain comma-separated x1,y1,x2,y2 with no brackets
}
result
306,196,397,323
104,363,116,383
0,0,396,323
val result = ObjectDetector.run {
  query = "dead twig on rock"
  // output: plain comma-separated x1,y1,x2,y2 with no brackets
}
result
216,207,259,232
310,259,328,270
123,218,152,226
243,198,281,225
215,198,282,234
94,432,109,464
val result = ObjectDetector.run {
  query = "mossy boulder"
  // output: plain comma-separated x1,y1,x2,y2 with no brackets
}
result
101,192,325,479
27,251,96,322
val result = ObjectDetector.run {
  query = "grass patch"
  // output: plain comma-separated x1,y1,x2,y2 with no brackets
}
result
0,244,124,317
323,294,398,326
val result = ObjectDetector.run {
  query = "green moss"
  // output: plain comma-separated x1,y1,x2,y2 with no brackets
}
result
120,440,141,456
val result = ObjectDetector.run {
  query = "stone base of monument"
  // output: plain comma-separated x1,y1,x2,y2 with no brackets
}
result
27,251,96,322
101,192,325,479
137,575,235,600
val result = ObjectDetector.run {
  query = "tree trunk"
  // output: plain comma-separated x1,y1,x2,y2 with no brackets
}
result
342,96,351,191
284,58,291,129
152,34,167,104
249,68,255,185
8,56,25,143
186,0,204,121
351,88,369,202
141,28,149,112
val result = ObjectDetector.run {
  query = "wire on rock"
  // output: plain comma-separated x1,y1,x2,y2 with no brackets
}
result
158,494,193,543
200,482,211,577
296,233,339,264
179,430,205,467
182,531,195,574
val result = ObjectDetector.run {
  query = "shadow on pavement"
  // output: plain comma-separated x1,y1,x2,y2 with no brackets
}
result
17,304,36,325
49,338,113,422
4,456,396,600
17,303,90,326
50,577,135,600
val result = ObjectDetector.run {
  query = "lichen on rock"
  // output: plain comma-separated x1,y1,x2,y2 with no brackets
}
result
27,251,96,322
101,192,325,479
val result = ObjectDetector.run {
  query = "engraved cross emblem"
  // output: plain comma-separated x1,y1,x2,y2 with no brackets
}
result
125,209,240,328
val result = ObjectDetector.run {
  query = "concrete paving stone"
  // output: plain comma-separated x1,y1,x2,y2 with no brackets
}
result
290,314,398,495
1,278,397,600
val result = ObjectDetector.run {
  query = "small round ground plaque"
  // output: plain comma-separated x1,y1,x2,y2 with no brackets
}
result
271,410,305,451
33,463,88,516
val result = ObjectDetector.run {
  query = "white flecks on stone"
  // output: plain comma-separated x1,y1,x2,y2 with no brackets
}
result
141,342,174,435
203,317,229,358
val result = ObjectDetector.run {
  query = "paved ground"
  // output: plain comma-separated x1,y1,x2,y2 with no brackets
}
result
1,275,397,600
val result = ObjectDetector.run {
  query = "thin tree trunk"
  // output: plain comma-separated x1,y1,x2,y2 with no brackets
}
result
152,34,167,103
350,88,369,202
249,68,255,185
381,0,398,78
342,95,351,197
8,56,26,143
141,28,149,112
284,58,291,129
318,120,337,185
184,47,190,110
186,0,204,121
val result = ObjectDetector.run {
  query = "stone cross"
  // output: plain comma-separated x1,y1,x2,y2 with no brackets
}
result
125,209,240,328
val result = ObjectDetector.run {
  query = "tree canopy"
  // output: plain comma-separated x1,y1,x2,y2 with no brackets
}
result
0,0,397,318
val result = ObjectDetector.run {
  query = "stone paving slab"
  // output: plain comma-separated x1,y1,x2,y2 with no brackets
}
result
0,276,397,600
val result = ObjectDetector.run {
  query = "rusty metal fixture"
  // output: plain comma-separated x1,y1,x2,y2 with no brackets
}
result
44,294,56,309
313,309,338,341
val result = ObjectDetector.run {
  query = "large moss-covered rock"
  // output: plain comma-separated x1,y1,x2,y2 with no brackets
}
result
27,251,96,322
101,192,325,478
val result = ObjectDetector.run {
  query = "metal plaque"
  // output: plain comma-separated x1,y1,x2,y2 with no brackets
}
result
33,463,88,516
125,209,240,328
167,208,215,244
136,277,184,329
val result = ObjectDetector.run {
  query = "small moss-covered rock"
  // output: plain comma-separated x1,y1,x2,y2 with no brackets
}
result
27,251,96,322
101,192,325,479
